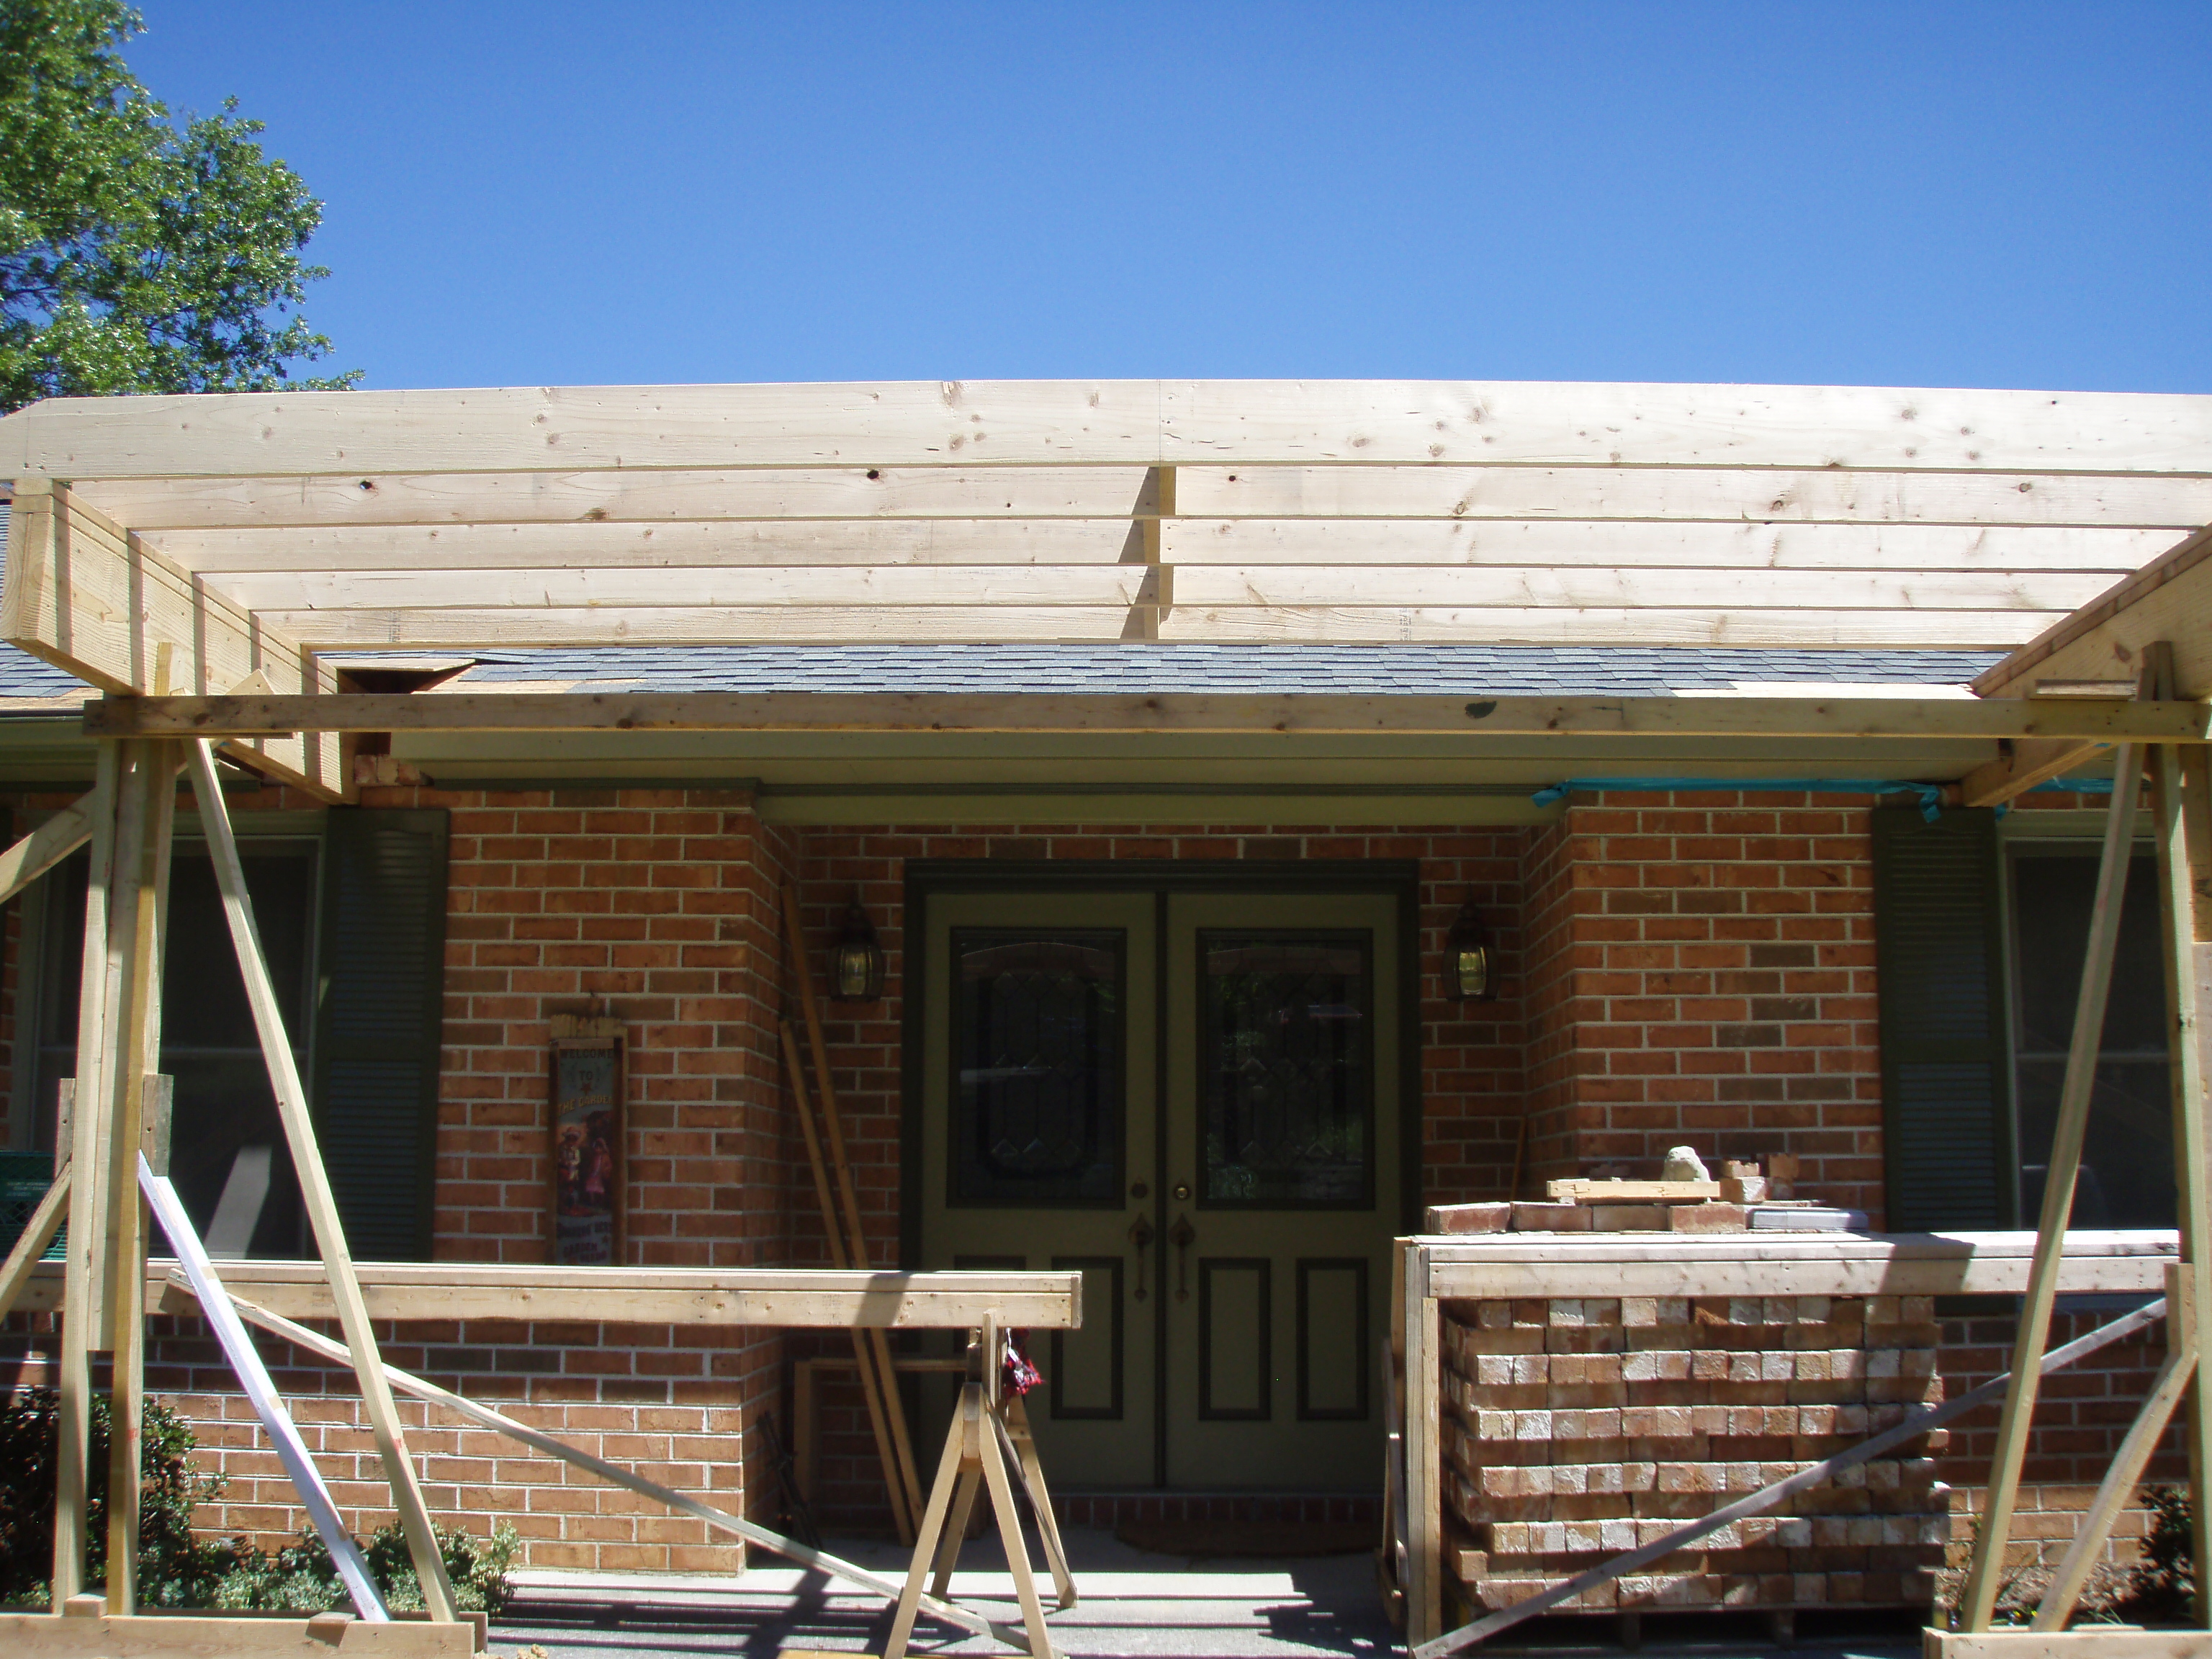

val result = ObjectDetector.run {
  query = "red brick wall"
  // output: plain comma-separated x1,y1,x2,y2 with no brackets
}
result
1520,791,1884,1219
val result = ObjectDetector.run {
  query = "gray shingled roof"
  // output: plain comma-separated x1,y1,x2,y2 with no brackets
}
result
454,644,2004,696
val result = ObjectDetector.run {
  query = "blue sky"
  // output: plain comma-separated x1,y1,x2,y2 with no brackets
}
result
126,3,2211,393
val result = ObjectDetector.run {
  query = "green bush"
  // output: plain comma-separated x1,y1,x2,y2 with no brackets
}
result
2122,1486,2195,1624
0,1389,515,1615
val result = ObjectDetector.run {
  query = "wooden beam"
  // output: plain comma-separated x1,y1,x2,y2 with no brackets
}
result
9,1259,1086,1328
1928,1634,2212,1659
0,1614,477,1655
1976,523,2212,700
184,741,458,1624
7,379,2208,475
1154,604,2063,649
1959,719,2145,1632
1416,1229,2179,1301
81,689,2212,742
71,462,2212,534
1162,520,2172,572
0,482,342,798
0,1167,67,1324
1956,737,2109,807
0,791,99,909
53,745,117,1607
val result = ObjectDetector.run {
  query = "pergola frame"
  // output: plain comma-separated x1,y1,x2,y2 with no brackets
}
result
5,379,2212,1656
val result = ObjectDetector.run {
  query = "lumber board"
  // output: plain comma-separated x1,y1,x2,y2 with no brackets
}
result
8,1259,1085,1328
205,562,1151,611
8,379,2210,475
0,1612,480,1655
148,517,1151,572
70,462,2212,533
1163,520,2172,571
1154,563,2120,612
1154,605,2064,647
1925,1632,2212,1659
1975,526,2212,701
1545,1178,1720,1202
1172,464,2212,527
246,603,1141,647
135,519,2175,578
0,482,341,798
78,690,2212,741
1416,1229,2177,1301
76,464,1164,527
0,791,98,909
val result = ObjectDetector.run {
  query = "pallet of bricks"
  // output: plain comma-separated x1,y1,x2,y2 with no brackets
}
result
1429,1154,1949,1623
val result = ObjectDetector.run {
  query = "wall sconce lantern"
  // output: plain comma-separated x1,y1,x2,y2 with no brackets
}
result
830,894,885,1002
1447,897,1497,1002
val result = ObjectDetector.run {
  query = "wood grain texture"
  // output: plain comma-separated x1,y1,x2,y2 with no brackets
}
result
0,1612,479,1655
8,379,2209,475
10,1259,1085,1328
1975,526,2212,701
78,690,2212,741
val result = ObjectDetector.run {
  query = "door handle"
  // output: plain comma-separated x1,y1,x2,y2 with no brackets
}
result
1169,1213,1195,1303
1128,1213,1155,1302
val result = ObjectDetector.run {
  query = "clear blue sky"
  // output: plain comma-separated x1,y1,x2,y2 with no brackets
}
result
125,2,2211,394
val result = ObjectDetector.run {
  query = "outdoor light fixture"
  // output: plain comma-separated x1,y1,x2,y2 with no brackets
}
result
830,894,885,1002
1447,897,1496,1002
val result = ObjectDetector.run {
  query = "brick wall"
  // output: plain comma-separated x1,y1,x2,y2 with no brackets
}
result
1521,791,1884,1220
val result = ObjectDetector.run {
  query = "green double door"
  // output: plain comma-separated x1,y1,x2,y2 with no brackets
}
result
919,888,1400,1492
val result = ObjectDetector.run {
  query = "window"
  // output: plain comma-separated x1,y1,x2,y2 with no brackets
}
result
10,806,449,1260
1873,808,2175,1231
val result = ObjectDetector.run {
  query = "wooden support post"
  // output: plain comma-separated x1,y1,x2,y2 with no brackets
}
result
53,742,118,1609
2151,713,2212,1624
1960,729,2145,1629
99,741,175,1611
1403,1241,1443,1648
0,788,100,910
2035,1266,2198,1629
0,1167,69,1323
183,740,459,1623
778,885,926,1535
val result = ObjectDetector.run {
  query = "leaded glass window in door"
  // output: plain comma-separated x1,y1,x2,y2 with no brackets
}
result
950,930,1125,1206
1198,930,1372,1208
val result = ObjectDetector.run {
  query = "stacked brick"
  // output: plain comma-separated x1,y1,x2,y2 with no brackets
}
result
1440,1292,1951,1617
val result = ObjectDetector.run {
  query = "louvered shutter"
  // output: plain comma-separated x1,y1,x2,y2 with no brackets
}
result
1871,806,2011,1231
312,809,449,1259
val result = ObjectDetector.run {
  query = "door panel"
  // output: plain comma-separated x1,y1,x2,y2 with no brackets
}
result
1161,891,1398,1489
920,892,1158,1488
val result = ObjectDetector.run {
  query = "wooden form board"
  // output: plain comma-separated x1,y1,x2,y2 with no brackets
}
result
2,378,2206,661
9,1259,1083,1329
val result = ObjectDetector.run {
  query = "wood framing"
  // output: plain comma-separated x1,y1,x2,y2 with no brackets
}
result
0,1613,479,1655
78,690,2212,742
6,377,2208,669
9,1258,1085,1328
0,482,341,796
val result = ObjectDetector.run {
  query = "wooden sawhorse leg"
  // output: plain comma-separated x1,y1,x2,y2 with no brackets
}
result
997,1393,1075,1609
886,1380,1056,1659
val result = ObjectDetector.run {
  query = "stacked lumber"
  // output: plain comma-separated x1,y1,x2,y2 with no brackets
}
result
1438,1291,1950,1616
1427,1154,1871,1236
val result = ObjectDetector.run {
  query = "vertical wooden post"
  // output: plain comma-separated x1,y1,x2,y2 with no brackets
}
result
1403,1240,1442,1647
184,742,460,1622
52,742,119,1609
1960,736,2143,1629
2153,724,2212,1622
100,741,176,1611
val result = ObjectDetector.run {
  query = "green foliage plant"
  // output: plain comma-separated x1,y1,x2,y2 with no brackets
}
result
0,1388,515,1615
0,0,356,411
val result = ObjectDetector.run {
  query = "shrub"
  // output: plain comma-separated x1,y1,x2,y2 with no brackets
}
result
2121,1486,2195,1624
0,1389,515,1615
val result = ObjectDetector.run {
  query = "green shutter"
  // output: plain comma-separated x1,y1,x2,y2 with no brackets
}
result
312,808,449,1260
1871,806,2011,1231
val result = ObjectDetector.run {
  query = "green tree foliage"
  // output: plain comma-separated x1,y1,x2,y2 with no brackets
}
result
0,0,355,411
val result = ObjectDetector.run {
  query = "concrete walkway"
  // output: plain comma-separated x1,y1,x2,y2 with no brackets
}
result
485,1527,1921,1659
